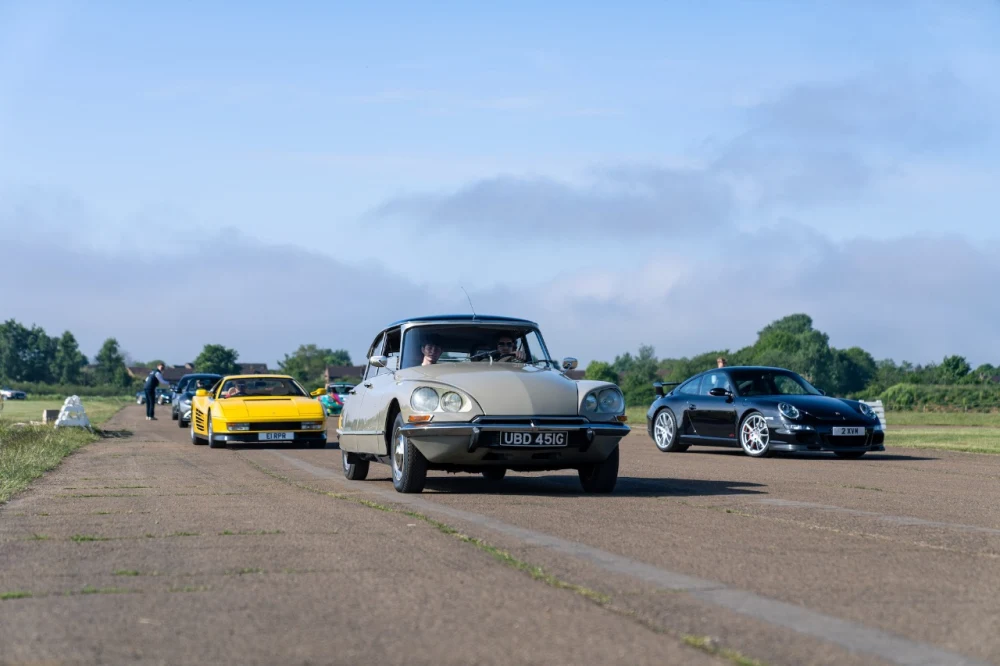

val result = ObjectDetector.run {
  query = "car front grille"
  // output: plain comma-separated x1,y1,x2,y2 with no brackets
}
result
472,416,589,427
248,421,314,431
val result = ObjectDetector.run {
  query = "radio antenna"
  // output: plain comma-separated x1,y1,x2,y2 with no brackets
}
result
461,286,477,319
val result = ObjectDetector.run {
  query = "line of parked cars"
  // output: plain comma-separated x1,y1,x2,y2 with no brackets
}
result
1,387,27,400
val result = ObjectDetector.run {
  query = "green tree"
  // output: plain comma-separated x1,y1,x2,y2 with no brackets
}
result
194,344,241,375
938,355,971,384
52,331,88,384
278,345,352,384
584,361,619,384
94,338,131,388
0,319,31,381
617,344,659,406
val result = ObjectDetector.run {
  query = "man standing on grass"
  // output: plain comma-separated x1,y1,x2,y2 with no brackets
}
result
143,363,171,421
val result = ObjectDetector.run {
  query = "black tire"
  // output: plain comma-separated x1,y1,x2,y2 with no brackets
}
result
739,411,772,458
207,416,225,448
177,415,187,429
390,413,428,493
190,417,206,445
171,409,178,421
578,446,619,493
834,451,866,459
482,468,507,482
652,408,688,452
342,450,369,480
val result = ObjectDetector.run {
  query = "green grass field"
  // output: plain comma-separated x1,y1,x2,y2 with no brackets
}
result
0,398,128,504
0,397,127,427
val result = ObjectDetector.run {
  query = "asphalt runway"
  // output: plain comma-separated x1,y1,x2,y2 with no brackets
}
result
1,405,998,665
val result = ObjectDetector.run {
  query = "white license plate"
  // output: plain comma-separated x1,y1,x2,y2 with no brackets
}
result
258,432,294,441
501,431,567,446
832,427,865,436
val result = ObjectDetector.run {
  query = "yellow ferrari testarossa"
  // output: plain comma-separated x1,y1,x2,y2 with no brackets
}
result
189,374,327,449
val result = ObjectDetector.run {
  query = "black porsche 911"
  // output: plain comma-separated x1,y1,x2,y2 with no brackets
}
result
646,366,884,458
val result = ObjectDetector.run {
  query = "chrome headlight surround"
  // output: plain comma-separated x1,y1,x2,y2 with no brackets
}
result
409,386,471,414
582,387,625,415
857,402,876,420
778,402,801,420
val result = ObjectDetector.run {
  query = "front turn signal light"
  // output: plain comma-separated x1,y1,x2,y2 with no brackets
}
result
408,414,433,423
616,414,628,422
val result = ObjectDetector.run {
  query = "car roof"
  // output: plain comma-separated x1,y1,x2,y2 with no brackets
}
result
384,314,538,328
179,373,223,379
219,374,295,381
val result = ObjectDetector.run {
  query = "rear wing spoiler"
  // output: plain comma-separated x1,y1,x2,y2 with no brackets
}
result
653,381,680,397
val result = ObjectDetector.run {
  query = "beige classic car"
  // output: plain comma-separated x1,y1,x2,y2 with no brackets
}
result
338,315,630,493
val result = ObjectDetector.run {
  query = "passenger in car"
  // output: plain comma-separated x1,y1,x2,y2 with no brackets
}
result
421,338,443,366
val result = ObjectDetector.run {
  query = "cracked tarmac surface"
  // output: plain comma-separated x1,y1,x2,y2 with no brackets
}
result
2,405,998,665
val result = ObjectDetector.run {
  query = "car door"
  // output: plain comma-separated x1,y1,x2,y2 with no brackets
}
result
673,376,703,439
360,327,402,455
692,371,738,441
339,332,384,453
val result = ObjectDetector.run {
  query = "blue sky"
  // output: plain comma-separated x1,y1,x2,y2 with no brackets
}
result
1,1,998,368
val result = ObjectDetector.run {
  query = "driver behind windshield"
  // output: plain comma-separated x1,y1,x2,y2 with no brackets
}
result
494,334,526,362
421,337,443,366
223,380,247,398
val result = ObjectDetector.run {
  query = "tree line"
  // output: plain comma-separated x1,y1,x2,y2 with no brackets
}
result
585,314,999,408
0,318,353,392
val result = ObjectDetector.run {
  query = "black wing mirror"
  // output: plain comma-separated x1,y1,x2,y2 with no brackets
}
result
708,387,733,399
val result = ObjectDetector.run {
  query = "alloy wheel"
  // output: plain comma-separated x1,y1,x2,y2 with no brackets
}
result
740,414,770,455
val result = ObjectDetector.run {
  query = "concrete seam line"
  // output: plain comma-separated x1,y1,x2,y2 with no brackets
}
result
266,451,990,666
755,499,1000,535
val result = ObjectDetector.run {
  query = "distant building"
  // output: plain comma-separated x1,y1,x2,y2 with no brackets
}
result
238,363,269,374
325,365,366,382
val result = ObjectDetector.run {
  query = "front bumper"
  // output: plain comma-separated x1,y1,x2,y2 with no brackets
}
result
210,431,327,444
769,425,885,452
398,417,630,466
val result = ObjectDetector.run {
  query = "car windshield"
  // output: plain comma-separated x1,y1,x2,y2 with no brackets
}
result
728,369,823,397
401,324,552,369
218,377,307,398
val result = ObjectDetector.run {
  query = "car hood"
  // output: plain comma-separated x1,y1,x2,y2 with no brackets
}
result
400,364,579,415
217,397,323,420
762,395,866,420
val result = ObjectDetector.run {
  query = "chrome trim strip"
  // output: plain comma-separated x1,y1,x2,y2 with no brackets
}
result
401,422,630,437
336,429,385,436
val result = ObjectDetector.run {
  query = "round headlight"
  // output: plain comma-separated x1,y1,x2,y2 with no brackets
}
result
441,391,463,412
778,402,800,420
583,393,598,411
410,387,439,413
598,388,624,413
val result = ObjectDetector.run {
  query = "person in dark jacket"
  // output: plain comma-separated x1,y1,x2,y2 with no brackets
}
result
143,363,172,420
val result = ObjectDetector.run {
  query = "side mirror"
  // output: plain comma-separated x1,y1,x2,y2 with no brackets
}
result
369,355,388,368
818,388,826,396
562,357,578,371
654,381,664,398
708,387,733,398
195,389,208,397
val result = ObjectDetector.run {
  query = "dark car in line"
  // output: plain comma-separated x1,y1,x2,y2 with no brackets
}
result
646,366,884,458
136,388,173,405
171,373,223,426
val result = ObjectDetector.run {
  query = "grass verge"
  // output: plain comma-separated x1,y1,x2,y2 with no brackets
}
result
0,397,127,426
683,635,768,666
885,428,1000,454
0,398,126,504
885,411,1000,427
0,423,102,504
